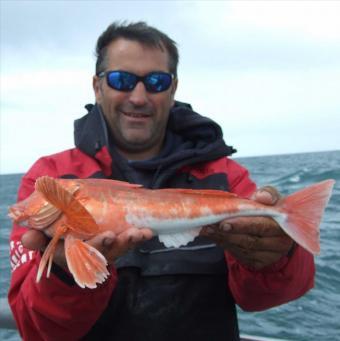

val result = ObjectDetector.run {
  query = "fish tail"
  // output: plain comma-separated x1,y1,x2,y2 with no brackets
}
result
280,179,335,255
36,222,68,282
35,176,99,235
64,234,109,289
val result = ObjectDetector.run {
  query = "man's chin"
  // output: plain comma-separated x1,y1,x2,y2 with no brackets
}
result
120,137,153,150
124,136,150,146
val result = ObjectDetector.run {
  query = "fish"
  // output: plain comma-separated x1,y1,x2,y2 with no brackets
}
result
8,176,335,289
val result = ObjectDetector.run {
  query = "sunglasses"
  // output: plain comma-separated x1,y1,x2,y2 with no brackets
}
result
98,70,174,93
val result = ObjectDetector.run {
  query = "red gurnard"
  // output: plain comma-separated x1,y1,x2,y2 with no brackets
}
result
9,176,335,289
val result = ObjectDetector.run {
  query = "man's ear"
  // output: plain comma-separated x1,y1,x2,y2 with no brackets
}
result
93,76,103,104
170,78,178,106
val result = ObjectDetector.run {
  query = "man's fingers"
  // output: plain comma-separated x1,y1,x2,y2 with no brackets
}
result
103,228,153,263
215,233,293,253
87,231,116,250
227,248,285,270
252,185,281,205
120,228,153,246
218,217,283,236
21,229,49,250
140,228,153,240
21,228,154,267
21,230,68,269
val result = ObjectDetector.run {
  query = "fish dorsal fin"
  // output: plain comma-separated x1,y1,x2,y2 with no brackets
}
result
35,176,99,234
159,188,237,198
102,179,143,188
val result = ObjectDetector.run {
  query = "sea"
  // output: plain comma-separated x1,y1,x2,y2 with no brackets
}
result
0,150,339,341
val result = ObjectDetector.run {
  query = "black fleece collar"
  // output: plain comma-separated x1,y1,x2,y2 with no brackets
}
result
74,102,236,170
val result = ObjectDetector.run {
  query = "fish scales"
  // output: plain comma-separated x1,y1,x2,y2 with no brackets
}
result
8,176,335,289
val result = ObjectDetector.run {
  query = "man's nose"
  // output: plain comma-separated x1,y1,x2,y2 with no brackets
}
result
128,81,148,106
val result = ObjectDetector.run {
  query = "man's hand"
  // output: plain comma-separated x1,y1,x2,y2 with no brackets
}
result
21,227,153,270
201,186,294,270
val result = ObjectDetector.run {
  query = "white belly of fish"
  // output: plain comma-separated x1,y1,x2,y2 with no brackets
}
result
126,207,286,248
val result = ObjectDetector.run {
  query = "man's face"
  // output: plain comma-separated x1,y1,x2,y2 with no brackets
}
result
93,38,177,160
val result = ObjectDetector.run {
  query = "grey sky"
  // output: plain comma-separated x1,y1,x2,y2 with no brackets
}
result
1,0,340,174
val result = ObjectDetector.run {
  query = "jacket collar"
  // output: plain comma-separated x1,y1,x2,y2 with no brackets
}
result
74,102,236,172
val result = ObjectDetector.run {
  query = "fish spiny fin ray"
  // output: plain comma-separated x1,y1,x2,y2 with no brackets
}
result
64,234,109,289
36,223,68,282
35,176,99,234
278,179,335,255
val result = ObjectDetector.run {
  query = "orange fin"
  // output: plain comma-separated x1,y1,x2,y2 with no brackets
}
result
35,176,99,235
159,188,237,198
64,234,109,289
76,178,143,188
102,179,143,188
280,179,335,255
36,223,68,283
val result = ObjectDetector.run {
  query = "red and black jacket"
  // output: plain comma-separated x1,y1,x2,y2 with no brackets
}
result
9,103,315,341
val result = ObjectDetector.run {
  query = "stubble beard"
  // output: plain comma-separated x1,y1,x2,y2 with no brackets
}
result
111,117,167,158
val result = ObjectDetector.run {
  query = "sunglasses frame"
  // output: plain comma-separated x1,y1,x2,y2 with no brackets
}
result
97,70,174,93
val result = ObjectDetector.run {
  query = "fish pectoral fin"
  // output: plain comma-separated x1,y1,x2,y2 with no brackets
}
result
35,176,99,235
64,234,109,289
158,229,201,248
36,223,68,283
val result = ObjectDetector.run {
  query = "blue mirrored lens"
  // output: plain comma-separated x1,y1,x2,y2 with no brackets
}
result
107,71,137,91
105,71,172,93
145,73,172,92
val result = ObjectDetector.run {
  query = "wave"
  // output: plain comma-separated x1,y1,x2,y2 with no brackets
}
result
270,168,340,190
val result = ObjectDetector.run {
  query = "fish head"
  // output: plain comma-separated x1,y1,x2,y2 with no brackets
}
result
8,190,62,230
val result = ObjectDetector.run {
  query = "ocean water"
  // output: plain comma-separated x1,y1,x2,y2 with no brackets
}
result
0,150,339,340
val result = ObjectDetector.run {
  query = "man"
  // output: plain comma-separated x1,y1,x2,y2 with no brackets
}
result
9,22,314,341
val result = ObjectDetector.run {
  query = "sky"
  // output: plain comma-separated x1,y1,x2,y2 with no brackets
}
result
1,0,340,174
